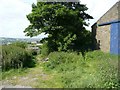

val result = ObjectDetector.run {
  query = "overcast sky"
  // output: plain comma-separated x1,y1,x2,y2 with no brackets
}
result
0,0,118,38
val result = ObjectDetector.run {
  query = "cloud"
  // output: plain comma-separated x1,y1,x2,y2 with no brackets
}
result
81,0,118,30
0,0,35,38
21,0,37,5
0,0,119,38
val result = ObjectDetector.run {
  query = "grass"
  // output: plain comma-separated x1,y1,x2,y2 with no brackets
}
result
43,51,119,88
1,50,119,88
0,58,62,88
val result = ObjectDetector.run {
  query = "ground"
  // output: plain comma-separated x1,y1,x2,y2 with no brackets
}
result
0,55,62,88
0,51,119,88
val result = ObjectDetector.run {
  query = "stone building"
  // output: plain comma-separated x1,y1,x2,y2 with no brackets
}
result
92,1,120,54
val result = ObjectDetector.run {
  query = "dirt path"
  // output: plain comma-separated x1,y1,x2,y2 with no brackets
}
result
0,56,61,88
0,64,56,88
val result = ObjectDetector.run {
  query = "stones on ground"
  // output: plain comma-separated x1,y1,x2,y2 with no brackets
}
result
42,58,49,62
20,77,29,80
13,76,17,79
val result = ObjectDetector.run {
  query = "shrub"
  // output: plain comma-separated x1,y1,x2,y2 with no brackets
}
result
44,51,84,71
31,50,38,55
2,45,35,71
10,41,27,49
28,49,38,56
40,42,50,57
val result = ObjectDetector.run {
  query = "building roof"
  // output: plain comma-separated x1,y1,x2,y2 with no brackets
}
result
92,1,120,27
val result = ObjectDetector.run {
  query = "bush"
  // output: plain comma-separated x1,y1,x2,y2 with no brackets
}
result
40,42,50,57
31,50,38,55
44,52,84,70
28,49,38,56
10,41,27,49
2,45,35,71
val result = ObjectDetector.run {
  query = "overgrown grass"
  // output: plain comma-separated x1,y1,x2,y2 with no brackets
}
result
0,63,62,88
1,68,29,80
43,51,119,88
1,50,119,88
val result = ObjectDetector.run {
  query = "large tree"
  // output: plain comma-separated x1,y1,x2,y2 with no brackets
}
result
24,2,93,52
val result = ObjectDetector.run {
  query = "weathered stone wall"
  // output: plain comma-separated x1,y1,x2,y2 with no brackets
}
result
96,25,110,52
118,0,120,20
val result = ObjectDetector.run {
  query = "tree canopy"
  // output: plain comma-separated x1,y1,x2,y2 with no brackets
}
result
24,2,93,52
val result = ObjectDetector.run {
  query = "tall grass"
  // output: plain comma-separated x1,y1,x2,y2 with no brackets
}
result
1,50,119,88
43,51,119,88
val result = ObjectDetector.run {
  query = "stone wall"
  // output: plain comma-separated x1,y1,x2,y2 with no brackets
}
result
118,0,120,20
96,25,110,52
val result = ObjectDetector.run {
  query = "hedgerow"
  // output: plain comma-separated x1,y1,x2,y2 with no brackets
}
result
2,45,35,71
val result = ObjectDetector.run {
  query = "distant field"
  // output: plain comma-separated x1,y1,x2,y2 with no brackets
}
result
1,51,119,88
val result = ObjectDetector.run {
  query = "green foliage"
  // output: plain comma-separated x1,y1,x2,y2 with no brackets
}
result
2,45,35,71
44,52,83,70
40,42,50,57
43,51,119,88
11,41,27,49
24,2,93,52
1,51,119,88
32,50,38,55
28,49,38,56
1,68,29,80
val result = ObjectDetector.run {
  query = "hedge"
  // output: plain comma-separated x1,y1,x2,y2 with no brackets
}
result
1,45,35,71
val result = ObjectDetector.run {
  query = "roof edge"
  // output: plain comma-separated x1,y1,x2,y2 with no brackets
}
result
91,1,119,27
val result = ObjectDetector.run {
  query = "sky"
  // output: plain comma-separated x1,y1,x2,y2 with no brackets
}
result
0,0,118,38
